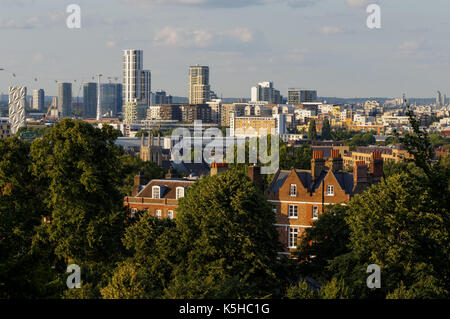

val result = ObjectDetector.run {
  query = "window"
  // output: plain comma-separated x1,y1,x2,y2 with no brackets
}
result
130,208,137,218
288,205,298,218
290,184,297,196
176,187,185,199
152,186,160,199
288,228,299,249
167,210,174,219
312,206,319,219
326,185,334,196
272,206,277,214
155,210,162,218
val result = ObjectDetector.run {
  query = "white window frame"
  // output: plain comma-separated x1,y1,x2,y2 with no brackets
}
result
272,206,277,214
288,227,299,249
326,185,334,196
176,187,185,199
290,184,297,196
167,210,174,219
312,206,319,220
152,186,161,199
288,205,298,219
155,210,162,218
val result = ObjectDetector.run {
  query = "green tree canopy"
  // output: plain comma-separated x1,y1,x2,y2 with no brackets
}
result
321,118,332,140
165,169,282,298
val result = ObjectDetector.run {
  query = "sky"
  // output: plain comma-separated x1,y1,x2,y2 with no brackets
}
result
0,0,449,99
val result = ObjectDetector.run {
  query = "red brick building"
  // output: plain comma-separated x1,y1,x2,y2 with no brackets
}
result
123,172,195,219
264,150,383,255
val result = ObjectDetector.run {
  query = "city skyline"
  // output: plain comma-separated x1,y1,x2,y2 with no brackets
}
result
1,0,450,98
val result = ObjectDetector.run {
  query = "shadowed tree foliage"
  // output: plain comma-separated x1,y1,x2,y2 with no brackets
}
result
165,169,282,298
0,137,63,298
293,204,350,283
308,119,317,141
321,118,332,140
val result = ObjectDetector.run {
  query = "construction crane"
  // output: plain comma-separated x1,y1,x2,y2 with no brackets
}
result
45,97,59,121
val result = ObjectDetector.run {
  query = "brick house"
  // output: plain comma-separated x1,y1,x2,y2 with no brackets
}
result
123,172,195,219
264,150,383,255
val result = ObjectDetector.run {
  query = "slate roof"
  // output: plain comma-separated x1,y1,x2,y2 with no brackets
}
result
268,168,355,195
136,179,195,199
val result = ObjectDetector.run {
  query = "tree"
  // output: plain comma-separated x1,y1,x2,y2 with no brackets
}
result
100,261,149,299
119,154,165,196
165,169,282,298
321,118,332,140
29,119,128,284
328,172,449,298
0,137,62,298
308,120,317,141
318,278,350,299
293,204,350,282
285,280,316,299
279,143,312,171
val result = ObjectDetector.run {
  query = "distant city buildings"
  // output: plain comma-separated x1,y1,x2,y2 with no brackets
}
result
83,82,97,118
100,83,123,117
0,117,11,139
58,82,72,118
153,90,172,105
189,65,210,104
288,88,317,104
251,81,281,104
32,89,45,111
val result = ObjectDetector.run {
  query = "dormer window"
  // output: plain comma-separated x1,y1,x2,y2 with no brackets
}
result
176,187,185,199
326,185,334,196
290,184,297,196
152,186,161,199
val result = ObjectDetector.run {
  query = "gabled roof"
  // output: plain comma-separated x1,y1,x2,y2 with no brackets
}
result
268,168,355,195
135,179,195,199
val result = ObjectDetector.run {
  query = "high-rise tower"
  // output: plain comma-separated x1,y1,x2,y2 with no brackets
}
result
123,50,151,106
189,65,210,104
58,83,72,118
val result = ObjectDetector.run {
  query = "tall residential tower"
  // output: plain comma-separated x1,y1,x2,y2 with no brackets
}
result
123,50,151,106
58,83,72,118
189,65,210,104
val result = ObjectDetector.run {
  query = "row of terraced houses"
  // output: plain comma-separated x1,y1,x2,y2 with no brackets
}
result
124,151,383,256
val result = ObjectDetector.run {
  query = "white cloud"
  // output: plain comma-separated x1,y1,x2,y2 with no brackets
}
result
319,26,342,35
154,26,257,48
222,28,254,43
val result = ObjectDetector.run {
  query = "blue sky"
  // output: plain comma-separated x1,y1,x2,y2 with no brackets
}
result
1,0,449,98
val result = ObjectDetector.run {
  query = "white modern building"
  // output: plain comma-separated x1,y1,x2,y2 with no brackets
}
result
32,89,44,111
251,81,281,104
123,49,151,106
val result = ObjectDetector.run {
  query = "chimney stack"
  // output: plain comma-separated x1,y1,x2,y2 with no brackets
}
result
248,165,264,192
369,152,383,181
311,150,325,179
210,161,229,176
353,161,368,185
329,149,343,173
132,171,148,196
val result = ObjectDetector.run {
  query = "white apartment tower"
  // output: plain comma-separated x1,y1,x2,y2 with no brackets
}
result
189,65,210,104
32,89,45,111
251,81,281,104
123,50,151,106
